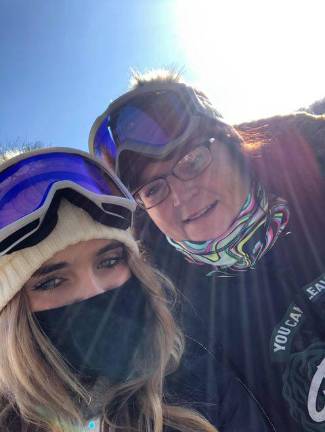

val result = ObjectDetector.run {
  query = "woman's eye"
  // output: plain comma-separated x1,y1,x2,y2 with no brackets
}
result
188,154,202,166
97,256,124,269
33,277,65,292
143,182,162,198
183,153,204,171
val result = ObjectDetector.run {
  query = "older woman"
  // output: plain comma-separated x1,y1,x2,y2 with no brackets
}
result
89,70,325,432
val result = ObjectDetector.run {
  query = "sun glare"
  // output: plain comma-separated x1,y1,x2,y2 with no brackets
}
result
174,0,325,123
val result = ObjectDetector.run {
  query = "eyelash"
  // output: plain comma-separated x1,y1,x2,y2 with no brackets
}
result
97,255,124,269
33,277,66,292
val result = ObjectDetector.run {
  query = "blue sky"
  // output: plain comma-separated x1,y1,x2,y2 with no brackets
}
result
0,0,185,150
1,0,324,151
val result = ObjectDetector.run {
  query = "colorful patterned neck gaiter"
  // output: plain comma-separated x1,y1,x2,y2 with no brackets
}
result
166,182,290,276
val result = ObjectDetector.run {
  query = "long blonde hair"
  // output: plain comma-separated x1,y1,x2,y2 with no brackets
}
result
0,246,218,432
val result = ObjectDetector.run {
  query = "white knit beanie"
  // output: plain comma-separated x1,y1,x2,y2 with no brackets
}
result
0,200,139,312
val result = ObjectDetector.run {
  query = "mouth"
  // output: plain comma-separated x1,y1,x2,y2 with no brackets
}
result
183,200,219,224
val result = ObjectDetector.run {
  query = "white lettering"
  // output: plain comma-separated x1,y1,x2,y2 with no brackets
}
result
290,312,302,322
275,335,287,344
285,319,298,327
272,306,303,354
306,280,325,300
278,327,291,336
308,357,325,422
307,286,318,300
315,283,325,292
273,342,286,352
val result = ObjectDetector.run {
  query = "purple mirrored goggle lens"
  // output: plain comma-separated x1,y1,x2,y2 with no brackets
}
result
94,91,190,159
93,115,117,160
0,152,127,230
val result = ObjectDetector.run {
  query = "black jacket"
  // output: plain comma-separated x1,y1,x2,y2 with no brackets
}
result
166,341,272,431
140,192,325,432
136,114,325,431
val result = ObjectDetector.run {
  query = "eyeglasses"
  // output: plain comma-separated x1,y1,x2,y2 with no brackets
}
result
134,138,215,209
88,82,225,174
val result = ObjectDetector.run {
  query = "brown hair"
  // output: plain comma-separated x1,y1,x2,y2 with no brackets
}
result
129,68,222,120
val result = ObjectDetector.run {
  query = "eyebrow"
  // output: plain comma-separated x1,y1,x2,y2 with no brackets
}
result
31,262,68,278
30,242,124,279
96,241,124,257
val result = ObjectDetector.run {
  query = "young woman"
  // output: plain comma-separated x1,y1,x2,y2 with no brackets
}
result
0,148,270,432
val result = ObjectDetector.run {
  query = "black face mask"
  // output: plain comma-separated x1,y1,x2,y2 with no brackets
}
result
34,276,147,383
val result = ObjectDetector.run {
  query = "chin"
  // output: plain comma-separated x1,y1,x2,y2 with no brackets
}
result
184,215,232,242
185,230,222,242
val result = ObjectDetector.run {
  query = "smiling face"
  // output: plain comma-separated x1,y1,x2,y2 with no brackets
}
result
138,124,250,242
24,239,131,312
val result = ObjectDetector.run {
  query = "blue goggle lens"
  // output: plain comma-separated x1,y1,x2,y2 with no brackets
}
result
0,152,126,230
94,91,190,159
93,115,117,160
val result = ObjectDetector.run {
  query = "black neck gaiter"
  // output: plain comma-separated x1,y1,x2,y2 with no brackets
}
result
34,276,147,383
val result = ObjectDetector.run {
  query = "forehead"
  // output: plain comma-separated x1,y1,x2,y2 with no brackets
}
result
43,239,120,265
137,121,233,184
139,140,200,183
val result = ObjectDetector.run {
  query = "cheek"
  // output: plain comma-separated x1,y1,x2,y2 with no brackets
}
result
107,264,131,288
209,150,248,198
197,169,217,191
26,290,67,312
26,293,44,312
147,206,182,238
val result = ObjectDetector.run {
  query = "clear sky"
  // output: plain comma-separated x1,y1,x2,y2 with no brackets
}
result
1,0,324,151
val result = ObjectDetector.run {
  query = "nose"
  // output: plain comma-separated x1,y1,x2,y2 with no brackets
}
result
167,175,199,207
78,268,106,300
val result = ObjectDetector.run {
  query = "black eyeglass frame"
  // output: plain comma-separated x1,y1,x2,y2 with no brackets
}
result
133,137,216,210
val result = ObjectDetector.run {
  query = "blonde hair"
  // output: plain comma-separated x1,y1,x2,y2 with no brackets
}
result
0,245,218,432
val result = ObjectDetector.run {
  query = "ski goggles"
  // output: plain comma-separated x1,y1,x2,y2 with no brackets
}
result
88,82,225,174
0,148,136,256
